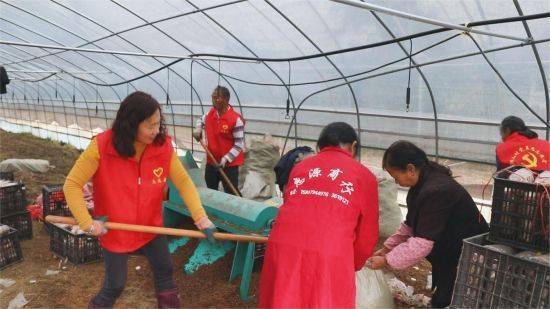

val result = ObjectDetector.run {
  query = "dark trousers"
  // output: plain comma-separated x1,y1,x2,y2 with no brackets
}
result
205,164,240,195
430,260,459,308
91,236,175,307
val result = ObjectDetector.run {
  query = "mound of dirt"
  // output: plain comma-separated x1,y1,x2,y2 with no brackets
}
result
0,130,81,198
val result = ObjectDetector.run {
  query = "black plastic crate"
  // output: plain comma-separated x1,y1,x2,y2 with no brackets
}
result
1,210,33,240
42,185,72,217
0,182,27,216
0,227,23,270
48,223,102,264
490,176,549,252
452,233,549,308
0,171,14,181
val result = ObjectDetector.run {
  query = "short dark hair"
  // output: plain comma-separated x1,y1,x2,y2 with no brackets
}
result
214,86,230,101
382,140,451,176
501,116,538,139
317,122,359,154
111,91,167,158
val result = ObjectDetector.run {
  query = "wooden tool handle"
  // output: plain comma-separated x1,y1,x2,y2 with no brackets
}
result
198,139,242,197
45,215,268,243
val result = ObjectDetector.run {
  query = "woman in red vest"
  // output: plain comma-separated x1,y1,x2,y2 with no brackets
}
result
259,122,379,308
496,116,549,171
64,92,216,308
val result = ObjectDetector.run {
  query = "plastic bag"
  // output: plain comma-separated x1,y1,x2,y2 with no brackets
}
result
367,166,402,238
356,268,394,308
0,159,52,173
378,179,402,238
8,292,28,309
516,251,550,266
239,135,280,200
0,224,10,236
508,168,535,183
240,171,273,201
484,244,517,255
535,171,550,186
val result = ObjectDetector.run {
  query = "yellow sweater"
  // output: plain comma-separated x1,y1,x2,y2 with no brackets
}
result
63,139,206,231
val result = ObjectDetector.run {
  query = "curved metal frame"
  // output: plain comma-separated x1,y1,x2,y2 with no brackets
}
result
7,71,77,135
263,0,362,158
0,17,123,101
3,1,246,65
109,0,243,117
48,1,203,105
0,1,548,161
371,11,440,159
1,0,247,140
0,42,93,112
183,0,299,147
50,0,208,144
0,23,115,105
0,1,170,98
513,0,549,139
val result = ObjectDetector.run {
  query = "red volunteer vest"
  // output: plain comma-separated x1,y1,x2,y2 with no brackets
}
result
205,106,244,166
93,130,173,253
496,132,550,170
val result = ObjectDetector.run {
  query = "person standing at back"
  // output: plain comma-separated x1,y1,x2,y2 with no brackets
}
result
259,122,379,308
193,86,245,195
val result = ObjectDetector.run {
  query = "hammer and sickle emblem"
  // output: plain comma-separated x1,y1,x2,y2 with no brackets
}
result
521,152,537,169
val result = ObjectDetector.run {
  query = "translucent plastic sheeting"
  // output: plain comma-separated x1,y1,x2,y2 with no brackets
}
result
0,0,548,163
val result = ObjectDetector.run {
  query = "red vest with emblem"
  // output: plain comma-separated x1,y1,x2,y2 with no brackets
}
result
93,130,173,253
496,132,550,170
204,106,244,166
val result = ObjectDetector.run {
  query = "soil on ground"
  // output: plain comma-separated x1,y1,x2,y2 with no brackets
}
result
0,130,82,198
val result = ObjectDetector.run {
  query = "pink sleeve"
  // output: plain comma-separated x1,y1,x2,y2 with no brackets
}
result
385,237,434,270
383,222,412,250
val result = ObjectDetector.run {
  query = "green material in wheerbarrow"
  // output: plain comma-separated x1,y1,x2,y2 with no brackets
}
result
163,151,280,301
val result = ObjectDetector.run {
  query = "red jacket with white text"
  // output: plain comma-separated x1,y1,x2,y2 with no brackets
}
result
259,147,379,308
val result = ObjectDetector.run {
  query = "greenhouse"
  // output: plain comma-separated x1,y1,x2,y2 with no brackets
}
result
0,1,548,308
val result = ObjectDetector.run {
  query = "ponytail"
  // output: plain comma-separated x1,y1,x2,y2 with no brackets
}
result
519,129,538,139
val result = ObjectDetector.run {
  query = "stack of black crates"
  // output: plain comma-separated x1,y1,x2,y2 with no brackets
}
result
43,184,102,264
452,170,549,308
0,171,28,269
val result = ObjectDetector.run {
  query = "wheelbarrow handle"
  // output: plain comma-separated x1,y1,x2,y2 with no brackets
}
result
45,215,268,243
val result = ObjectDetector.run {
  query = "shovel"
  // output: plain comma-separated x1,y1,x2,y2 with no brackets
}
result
45,215,268,243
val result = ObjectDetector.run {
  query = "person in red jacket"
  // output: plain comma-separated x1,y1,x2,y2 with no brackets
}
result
259,122,379,308
496,116,549,171
193,86,245,195
64,92,217,308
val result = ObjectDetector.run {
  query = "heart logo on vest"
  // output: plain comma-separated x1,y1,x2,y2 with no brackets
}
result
153,167,164,178
221,124,229,133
